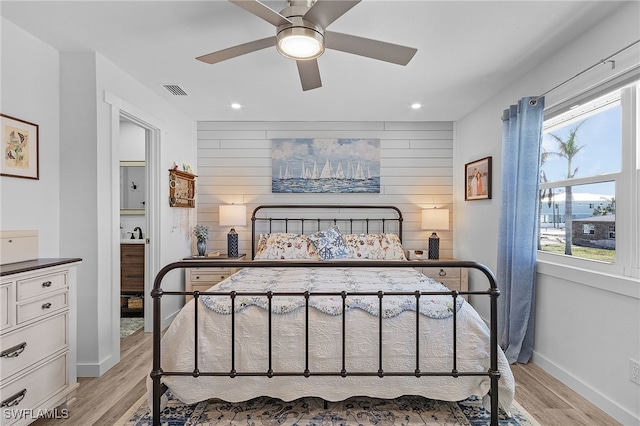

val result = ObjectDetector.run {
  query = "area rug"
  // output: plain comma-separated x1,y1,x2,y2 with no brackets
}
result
120,317,144,339
118,392,539,425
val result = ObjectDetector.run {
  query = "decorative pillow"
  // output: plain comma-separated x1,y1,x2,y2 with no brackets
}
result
254,233,319,260
342,232,407,260
308,226,351,260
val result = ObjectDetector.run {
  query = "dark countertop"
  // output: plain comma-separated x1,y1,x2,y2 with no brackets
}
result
0,258,83,277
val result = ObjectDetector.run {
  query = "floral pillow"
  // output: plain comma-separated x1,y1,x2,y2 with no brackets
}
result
307,226,351,260
342,232,407,260
254,233,319,260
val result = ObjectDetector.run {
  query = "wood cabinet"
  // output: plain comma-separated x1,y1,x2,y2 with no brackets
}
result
120,244,144,316
0,258,81,426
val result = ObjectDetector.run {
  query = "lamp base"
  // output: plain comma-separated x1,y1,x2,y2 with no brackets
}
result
227,228,239,258
428,232,440,259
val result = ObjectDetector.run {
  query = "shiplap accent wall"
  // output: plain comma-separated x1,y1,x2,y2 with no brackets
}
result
196,121,454,258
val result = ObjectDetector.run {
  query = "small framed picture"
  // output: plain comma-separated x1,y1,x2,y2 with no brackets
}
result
1,114,39,180
465,156,491,201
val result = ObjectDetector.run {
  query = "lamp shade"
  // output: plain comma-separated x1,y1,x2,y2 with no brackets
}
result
219,204,247,227
421,209,449,231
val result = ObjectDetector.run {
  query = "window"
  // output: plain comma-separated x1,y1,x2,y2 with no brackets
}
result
538,80,639,278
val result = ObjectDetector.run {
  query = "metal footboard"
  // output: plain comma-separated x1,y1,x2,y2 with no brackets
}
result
150,260,501,426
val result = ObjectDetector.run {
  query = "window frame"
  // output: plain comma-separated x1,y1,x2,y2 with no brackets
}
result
537,82,639,279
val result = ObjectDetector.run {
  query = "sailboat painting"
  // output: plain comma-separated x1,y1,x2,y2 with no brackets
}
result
272,138,380,193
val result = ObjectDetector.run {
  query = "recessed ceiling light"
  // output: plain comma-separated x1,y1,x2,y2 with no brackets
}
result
231,103,242,110
411,103,422,110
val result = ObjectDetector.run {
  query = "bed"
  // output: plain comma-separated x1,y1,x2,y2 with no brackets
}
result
149,205,513,426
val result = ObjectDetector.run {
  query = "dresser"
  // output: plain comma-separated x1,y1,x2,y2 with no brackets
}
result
0,258,81,426
184,254,245,302
411,258,469,295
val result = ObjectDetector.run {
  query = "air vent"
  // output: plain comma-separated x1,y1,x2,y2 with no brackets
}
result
162,84,188,96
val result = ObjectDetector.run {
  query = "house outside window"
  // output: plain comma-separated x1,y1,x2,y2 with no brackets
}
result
538,80,639,278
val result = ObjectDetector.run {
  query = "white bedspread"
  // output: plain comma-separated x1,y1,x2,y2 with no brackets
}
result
149,267,514,411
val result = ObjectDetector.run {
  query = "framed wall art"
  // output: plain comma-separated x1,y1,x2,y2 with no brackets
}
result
465,156,492,201
1,114,39,180
272,138,380,193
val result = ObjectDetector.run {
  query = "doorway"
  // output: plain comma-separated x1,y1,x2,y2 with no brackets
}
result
119,117,147,338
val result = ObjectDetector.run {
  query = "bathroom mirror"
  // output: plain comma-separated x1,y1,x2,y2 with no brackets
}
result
120,161,146,215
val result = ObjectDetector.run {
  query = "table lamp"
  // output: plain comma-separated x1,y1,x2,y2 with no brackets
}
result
219,204,247,257
421,208,450,259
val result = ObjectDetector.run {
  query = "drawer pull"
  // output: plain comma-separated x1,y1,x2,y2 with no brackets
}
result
42,302,52,309
42,280,53,288
0,342,27,358
438,269,447,277
1,389,27,408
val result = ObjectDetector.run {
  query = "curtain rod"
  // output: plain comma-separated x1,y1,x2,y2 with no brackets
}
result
528,39,640,106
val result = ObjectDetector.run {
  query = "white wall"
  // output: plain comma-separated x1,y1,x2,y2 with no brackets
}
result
454,3,640,424
57,51,197,376
0,19,60,256
1,26,197,376
196,121,455,256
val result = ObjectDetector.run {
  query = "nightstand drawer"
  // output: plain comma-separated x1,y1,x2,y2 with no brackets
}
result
421,267,461,280
433,278,461,292
190,269,232,283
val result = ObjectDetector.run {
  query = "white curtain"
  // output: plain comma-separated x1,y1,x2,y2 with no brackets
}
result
497,96,545,364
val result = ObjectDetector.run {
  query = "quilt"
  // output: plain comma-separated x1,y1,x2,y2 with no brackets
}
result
149,267,514,414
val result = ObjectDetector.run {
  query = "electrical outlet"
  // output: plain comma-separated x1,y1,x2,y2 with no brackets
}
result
631,359,640,385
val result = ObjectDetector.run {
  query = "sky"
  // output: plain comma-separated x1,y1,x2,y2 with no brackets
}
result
541,102,621,197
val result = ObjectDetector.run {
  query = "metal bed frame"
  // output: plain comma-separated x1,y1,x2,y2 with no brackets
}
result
151,205,501,426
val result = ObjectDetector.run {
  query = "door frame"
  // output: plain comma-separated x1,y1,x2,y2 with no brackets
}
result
106,92,161,353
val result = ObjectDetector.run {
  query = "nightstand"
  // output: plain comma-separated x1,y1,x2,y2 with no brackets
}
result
183,254,246,302
408,254,469,295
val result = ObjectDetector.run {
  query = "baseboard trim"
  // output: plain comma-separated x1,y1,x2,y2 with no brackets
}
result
76,352,120,377
531,351,639,426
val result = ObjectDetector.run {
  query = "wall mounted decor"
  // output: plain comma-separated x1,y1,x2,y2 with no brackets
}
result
272,138,380,193
1,114,39,180
169,169,196,207
465,156,492,201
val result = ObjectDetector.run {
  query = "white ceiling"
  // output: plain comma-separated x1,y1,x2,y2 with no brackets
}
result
1,1,625,122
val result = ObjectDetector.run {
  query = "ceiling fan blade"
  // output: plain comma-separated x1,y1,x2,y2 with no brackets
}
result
229,0,291,27
325,31,417,66
303,0,361,29
196,36,276,64
297,59,322,91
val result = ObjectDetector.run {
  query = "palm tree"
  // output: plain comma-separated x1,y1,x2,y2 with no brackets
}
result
538,149,552,250
546,120,587,255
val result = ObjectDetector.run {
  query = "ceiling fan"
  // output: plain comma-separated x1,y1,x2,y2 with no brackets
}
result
196,0,418,91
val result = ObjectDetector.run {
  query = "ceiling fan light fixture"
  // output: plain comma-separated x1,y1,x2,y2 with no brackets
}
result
277,26,324,60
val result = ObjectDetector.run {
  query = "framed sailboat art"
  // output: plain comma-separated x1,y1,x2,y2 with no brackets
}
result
272,138,380,193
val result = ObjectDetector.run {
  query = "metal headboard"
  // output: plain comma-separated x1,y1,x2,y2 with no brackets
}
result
250,205,403,259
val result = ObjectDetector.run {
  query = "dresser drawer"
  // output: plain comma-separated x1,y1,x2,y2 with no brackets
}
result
0,283,14,331
1,313,68,380
16,271,67,302
17,292,68,324
0,354,68,426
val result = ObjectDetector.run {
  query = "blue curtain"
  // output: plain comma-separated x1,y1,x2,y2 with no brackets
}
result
497,96,545,364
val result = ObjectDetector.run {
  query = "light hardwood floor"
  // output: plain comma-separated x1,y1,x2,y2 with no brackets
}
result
33,330,619,426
